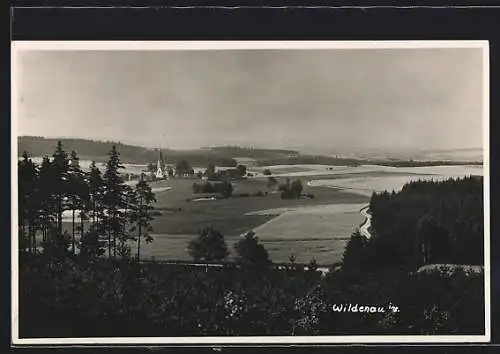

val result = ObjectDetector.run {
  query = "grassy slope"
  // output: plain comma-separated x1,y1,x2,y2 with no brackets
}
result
147,176,368,236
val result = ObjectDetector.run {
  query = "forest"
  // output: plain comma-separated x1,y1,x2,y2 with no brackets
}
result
358,177,483,268
17,142,485,338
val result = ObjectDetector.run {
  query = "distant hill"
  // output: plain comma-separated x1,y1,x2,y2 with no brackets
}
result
18,137,482,168
327,147,483,163
415,148,483,162
17,136,237,167
201,146,299,159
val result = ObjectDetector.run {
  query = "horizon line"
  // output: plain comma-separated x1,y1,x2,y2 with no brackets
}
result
16,135,483,154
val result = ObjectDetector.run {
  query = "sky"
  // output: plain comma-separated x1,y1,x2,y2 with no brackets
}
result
14,46,484,154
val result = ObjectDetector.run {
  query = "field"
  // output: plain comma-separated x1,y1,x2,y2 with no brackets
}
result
56,173,367,265
53,163,482,265
127,176,367,265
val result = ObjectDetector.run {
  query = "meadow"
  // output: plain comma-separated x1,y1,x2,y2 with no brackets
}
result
119,176,367,265
52,163,482,265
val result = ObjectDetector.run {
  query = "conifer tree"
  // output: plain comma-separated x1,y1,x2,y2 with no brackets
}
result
87,161,105,226
51,141,70,242
342,229,368,271
18,151,39,253
68,150,88,254
37,156,56,244
129,174,156,260
103,145,127,259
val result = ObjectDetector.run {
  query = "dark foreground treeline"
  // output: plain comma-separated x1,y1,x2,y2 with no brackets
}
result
19,254,322,337
344,176,484,269
19,253,484,337
18,142,485,337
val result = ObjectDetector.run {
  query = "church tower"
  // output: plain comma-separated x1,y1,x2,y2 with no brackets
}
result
155,149,167,179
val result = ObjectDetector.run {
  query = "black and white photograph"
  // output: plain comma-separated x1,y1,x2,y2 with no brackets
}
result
11,41,489,344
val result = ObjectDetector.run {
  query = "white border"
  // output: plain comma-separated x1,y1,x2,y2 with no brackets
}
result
11,40,490,345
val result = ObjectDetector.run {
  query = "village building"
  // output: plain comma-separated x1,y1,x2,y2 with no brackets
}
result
155,150,169,179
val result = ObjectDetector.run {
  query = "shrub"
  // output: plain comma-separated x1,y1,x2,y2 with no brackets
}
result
267,176,278,185
281,179,303,199
187,226,229,262
215,181,234,198
234,231,271,268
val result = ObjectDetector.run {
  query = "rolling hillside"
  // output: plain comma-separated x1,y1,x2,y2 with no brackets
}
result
17,136,299,167
17,136,238,167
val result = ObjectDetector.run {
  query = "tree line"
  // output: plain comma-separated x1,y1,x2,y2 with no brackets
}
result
342,176,484,270
18,141,157,260
303,176,485,336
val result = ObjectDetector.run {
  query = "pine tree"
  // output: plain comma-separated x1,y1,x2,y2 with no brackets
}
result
122,184,135,243
68,150,88,254
129,174,156,260
342,229,368,271
51,141,70,243
18,151,39,253
88,161,105,226
103,145,127,259
37,156,56,245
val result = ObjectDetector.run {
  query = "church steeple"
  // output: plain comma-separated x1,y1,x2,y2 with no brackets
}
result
155,147,167,179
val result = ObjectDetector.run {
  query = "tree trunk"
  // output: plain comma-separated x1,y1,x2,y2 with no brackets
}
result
80,212,84,239
113,211,117,259
72,209,75,254
107,217,112,258
30,223,36,253
21,221,27,253
57,197,62,236
27,223,31,253
137,223,142,261
137,195,143,261
41,218,46,244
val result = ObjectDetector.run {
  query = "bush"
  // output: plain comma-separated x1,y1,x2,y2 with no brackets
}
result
267,176,278,185
234,231,271,268
280,179,303,199
187,226,229,262
215,181,234,198
192,181,233,198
